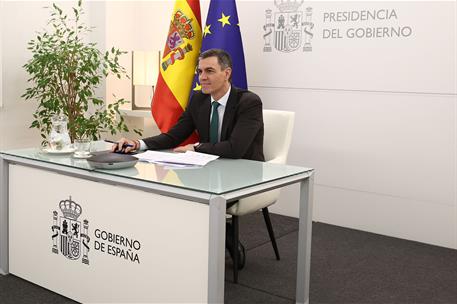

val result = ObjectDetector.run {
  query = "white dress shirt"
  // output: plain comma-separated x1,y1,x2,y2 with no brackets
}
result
210,86,230,142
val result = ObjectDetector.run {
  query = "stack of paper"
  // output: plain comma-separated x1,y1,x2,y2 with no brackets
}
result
133,150,219,168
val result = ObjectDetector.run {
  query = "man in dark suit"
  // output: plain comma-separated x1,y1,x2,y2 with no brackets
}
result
113,48,264,162
113,49,263,270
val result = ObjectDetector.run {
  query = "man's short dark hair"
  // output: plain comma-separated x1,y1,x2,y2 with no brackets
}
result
199,48,233,72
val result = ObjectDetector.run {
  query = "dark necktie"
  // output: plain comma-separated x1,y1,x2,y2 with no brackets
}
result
210,101,220,144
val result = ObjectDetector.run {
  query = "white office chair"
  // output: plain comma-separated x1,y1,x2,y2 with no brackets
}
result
226,109,295,283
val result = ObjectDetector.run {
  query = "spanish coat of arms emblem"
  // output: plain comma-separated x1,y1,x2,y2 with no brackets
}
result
162,10,197,71
263,0,314,52
51,197,90,264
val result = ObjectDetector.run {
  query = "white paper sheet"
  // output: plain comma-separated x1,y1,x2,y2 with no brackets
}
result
134,150,219,167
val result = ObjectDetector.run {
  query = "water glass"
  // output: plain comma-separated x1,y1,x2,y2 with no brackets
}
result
74,139,91,158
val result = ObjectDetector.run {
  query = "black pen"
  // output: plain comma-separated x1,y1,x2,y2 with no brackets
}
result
104,139,134,148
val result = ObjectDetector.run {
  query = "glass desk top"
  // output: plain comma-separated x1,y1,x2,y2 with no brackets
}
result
1,146,313,195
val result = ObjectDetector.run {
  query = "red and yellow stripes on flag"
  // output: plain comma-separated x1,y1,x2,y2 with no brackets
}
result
151,0,202,144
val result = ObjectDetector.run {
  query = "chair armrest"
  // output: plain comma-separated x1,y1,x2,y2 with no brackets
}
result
267,156,286,165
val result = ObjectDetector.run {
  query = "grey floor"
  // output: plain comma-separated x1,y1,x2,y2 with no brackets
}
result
0,212,456,304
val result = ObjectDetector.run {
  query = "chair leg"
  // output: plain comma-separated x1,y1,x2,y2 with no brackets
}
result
262,207,280,260
232,215,239,283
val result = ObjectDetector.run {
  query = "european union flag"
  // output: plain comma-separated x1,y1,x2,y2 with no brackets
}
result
192,0,247,92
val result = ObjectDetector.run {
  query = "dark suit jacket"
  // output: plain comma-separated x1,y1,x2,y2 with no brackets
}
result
143,86,264,161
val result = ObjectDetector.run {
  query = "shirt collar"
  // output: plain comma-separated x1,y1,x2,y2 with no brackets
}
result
211,86,231,107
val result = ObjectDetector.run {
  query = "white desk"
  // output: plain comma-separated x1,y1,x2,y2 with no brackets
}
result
0,148,314,303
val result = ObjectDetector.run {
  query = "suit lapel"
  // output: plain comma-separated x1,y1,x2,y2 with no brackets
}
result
221,87,238,141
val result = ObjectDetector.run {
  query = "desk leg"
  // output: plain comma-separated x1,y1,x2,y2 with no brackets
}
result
0,157,9,275
207,195,226,303
296,175,314,304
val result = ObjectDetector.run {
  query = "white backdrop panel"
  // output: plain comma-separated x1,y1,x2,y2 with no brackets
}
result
313,184,457,249
269,181,457,249
239,1,456,94
255,87,456,206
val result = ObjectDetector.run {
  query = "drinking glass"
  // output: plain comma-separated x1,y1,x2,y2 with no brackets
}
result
73,139,91,158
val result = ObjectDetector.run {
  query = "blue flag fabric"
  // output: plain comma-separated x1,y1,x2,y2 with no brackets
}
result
192,0,247,93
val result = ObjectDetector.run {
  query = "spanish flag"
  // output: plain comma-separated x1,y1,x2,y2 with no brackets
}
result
152,0,202,144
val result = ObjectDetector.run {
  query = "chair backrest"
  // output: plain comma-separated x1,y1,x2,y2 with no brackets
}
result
262,109,295,164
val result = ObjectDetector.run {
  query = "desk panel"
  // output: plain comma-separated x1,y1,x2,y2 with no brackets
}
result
9,164,209,303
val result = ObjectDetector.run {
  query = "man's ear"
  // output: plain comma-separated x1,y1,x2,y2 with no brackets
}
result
225,67,232,81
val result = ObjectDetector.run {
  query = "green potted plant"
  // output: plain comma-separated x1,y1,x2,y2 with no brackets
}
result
22,0,141,146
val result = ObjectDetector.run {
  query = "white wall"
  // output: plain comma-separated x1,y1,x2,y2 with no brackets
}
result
0,1,3,111
1,1,42,149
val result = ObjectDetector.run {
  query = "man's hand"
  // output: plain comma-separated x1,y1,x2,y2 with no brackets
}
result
173,144,195,153
110,138,137,154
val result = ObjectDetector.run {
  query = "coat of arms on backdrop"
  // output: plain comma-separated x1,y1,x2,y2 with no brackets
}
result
263,0,314,52
51,196,90,265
